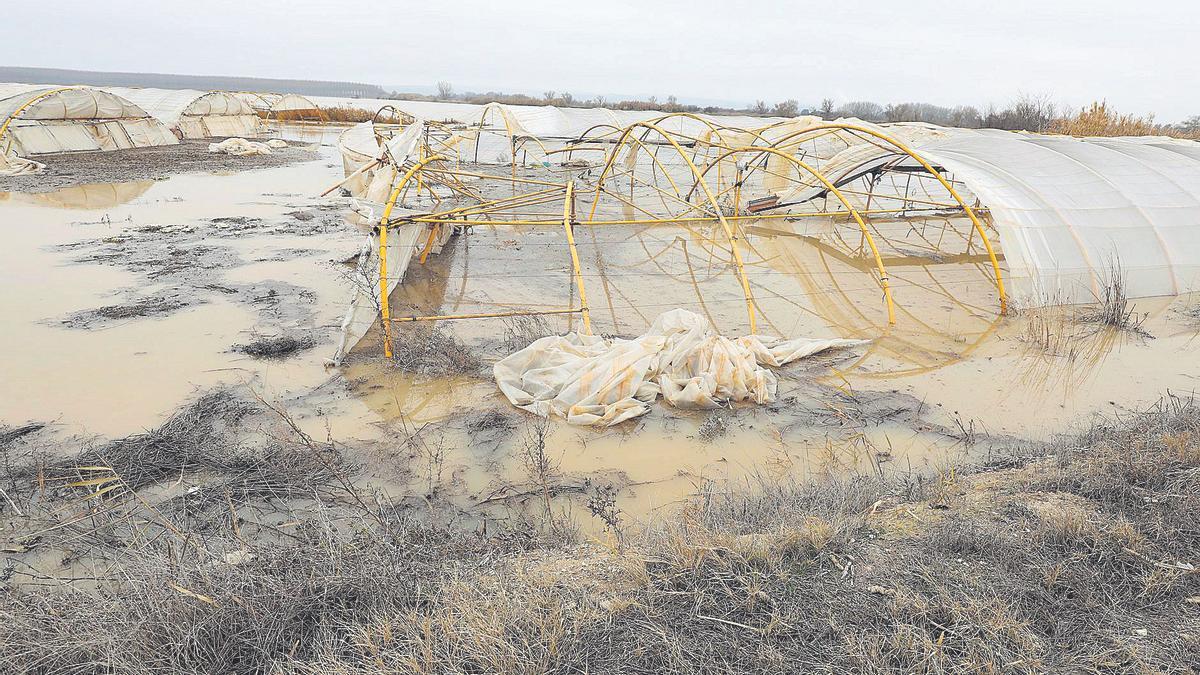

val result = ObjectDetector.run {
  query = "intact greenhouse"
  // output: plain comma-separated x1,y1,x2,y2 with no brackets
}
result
0,85,177,174
103,87,262,139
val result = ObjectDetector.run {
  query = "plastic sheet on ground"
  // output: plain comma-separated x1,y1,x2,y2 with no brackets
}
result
494,309,868,426
0,152,44,176
208,138,273,156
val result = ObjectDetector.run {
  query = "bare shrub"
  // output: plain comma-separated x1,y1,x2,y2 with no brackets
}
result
500,313,552,352
4,395,1199,674
697,410,728,441
518,416,559,523
1078,261,1149,335
389,324,483,375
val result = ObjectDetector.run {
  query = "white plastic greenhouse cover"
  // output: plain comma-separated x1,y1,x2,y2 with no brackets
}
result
917,133,1200,304
271,93,319,113
0,84,177,161
102,87,262,138
233,92,320,114
308,95,791,137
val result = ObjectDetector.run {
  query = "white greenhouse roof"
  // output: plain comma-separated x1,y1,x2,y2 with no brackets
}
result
0,84,157,122
919,133,1200,303
102,87,255,127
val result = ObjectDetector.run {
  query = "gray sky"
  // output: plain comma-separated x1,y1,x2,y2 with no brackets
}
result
3,0,1197,121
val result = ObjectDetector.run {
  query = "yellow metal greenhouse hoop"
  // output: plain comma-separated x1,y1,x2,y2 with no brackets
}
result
587,121,762,333
764,123,1008,313
689,145,897,324
0,87,77,148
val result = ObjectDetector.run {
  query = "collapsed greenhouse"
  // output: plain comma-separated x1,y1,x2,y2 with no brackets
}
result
233,92,322,120
325,108,1200,422
102,87,262,139
0,84,177,175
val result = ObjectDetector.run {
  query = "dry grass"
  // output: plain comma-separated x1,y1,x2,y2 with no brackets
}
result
500,314,552,352
1018,263,1150,359
270,106,411,125
1077,262,1150,335
261,108,324,122
388,324,483,376
1049,100,1199,139
2,394,1198,673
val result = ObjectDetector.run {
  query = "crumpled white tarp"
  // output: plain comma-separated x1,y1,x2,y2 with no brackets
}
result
0,152,44,176
266,139,288,149
208,137,273,156
494,309,868,426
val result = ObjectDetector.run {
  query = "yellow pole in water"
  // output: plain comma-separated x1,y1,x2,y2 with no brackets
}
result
561,182,591,334
377,155,448,358
378,188,396,358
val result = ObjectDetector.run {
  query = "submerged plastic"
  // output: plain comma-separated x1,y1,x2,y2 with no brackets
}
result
494,309,868,426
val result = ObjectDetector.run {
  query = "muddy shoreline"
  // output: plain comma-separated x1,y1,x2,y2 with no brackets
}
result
0,139,314,193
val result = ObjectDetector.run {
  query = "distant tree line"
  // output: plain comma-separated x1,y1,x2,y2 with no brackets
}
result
0,66,386,98
402,83,1200,138
392,82,802,117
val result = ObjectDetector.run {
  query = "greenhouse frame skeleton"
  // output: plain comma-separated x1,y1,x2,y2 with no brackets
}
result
347,111,1022,360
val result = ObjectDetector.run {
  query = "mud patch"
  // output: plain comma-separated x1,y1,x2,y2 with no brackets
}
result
0,423,44,448
234,334,316,359
0,140,314,194
62,294,198,328
67,236,236,281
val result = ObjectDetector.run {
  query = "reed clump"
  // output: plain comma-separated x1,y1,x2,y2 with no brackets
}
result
1049,100,1199,139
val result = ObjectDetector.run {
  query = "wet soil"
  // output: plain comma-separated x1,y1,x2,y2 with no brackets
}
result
2,142,1198,531
0,139,314,193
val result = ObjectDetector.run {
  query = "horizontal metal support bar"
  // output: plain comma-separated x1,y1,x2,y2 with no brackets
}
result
389,308,583,323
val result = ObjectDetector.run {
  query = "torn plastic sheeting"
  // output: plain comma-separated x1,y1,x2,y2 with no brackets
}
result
0,151,44,176
208,137,273,156
494,309,868,426
328,222,425,366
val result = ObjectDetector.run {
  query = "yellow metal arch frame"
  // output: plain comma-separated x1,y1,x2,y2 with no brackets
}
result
565,112,777,158
586,121,761,333
377,154,450,357
472,103,552,156
375,157,592,357
756,122,1008,313
355,115,1012,364
372,105,417,126
0,87,78,149
689,145,897,324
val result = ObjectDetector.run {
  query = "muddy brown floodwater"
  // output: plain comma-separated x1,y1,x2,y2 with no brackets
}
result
2,123,1199,531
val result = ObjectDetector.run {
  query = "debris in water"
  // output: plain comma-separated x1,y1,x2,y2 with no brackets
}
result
235,335,314,359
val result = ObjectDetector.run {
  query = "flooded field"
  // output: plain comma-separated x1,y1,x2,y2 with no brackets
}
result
3,123,1197,531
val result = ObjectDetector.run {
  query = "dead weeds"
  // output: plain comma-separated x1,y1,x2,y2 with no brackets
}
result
1,393,1197,673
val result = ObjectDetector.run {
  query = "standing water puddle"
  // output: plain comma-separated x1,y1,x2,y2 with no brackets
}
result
2,133,1198,529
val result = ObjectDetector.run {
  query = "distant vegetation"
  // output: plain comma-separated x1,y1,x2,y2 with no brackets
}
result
397,83,1200,138
0,66,385,99
270,106,407,124
7,67,1196,138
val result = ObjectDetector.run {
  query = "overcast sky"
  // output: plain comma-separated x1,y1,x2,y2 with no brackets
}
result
3,0,1197,121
